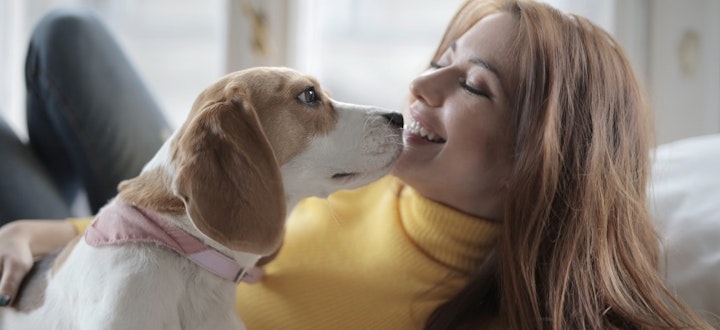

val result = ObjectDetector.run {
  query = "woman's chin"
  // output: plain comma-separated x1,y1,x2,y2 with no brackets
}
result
389,154,422,186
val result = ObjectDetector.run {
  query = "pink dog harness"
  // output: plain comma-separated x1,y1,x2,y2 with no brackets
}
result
85,199,250,283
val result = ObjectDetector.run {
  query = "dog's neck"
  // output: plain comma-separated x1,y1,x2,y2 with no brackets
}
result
283,188,306,214
86,199,259,283
118,139,244,260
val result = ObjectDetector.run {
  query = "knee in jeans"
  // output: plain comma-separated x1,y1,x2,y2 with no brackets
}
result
34,8,104,46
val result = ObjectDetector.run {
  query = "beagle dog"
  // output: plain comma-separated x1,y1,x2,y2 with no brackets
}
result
1,67,404,329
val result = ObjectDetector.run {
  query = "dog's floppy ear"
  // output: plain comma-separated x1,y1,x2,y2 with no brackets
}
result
172,96,285,255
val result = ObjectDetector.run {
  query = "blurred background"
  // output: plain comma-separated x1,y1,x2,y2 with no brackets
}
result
1,0,718,144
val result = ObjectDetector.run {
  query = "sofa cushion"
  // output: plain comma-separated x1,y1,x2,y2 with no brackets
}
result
650,133,720,324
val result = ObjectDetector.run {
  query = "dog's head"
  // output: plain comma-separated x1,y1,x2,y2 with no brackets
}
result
226,68,404,206
119,67,403,255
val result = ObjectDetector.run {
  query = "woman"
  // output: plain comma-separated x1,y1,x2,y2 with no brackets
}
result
0,0,711,328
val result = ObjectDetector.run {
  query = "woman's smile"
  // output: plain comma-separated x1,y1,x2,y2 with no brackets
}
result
404,119,447,144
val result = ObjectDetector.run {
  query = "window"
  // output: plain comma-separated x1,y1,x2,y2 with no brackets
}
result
0,0,224,137
293,0,464,112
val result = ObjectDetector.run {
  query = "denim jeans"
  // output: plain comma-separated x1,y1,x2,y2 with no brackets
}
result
0,8,170,225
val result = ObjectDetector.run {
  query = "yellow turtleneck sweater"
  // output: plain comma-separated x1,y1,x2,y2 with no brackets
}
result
71,176,500,329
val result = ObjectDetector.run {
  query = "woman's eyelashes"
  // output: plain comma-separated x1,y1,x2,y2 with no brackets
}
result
429,61,491,99
459,78,491,98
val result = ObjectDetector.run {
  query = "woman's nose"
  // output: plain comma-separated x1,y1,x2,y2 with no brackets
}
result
409,69,447,108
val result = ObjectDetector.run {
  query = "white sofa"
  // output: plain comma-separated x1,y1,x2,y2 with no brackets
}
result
650,133,720,325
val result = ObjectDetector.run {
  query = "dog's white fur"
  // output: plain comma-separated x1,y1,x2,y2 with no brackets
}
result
0,67,403,329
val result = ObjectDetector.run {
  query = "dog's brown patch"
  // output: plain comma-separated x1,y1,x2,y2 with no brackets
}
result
236,68,339,164
118,167,185,215
171,95,286,255
187,68,339,166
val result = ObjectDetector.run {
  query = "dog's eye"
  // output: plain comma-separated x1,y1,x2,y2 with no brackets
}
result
298,86,320,105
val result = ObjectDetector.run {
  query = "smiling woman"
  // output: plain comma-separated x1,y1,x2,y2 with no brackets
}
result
394,13,516,222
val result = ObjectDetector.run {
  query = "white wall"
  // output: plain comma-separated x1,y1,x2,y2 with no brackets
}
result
646,0,720,144
548,0,720,144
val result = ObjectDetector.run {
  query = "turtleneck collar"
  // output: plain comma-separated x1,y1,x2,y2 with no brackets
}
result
397,182,502,274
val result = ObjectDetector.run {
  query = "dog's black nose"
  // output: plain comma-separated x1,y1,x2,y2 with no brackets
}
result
382,112,404,129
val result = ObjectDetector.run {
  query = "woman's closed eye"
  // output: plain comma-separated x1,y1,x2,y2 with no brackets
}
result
429,61,492,98
459,78,491,98
429,61,493,99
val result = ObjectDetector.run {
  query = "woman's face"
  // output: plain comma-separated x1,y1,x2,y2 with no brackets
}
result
393,13,518,221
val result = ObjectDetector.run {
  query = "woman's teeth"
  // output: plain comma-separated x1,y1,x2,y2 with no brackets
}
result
405,121,446,143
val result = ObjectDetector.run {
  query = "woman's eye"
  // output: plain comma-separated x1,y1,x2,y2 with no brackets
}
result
459,78,491,98
298,86,320,105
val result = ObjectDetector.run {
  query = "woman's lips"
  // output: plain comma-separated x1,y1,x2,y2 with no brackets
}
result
404,120,446,143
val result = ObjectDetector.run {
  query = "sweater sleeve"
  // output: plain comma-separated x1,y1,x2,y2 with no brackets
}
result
68,217,94,234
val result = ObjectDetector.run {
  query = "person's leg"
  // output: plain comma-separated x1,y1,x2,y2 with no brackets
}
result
0,116,72,225
25,8,172,213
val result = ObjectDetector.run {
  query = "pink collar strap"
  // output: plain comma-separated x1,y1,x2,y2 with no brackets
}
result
85,199,253,283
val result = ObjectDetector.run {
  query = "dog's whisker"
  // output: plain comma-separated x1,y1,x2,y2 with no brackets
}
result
362,116,375,131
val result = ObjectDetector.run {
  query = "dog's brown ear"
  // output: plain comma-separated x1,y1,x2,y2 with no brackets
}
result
172,97,285,255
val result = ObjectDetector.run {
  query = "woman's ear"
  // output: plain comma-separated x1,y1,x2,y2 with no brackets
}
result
172,97,286,255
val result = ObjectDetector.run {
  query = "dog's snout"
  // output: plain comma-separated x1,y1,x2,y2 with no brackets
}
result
382,112,404,129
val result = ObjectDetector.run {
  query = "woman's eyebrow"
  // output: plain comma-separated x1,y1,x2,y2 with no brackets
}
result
469,57,503,86
450,41,508,98
450,41,504,85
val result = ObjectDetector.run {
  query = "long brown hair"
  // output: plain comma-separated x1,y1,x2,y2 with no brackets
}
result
425,0,712,329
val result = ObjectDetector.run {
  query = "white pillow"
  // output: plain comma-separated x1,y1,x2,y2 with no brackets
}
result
650,133,720,324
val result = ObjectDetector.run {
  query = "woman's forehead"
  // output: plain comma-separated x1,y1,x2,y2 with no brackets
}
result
457,13,520,97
